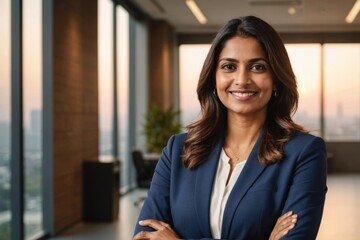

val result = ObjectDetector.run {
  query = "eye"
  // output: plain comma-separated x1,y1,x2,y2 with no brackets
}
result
250,63,266,72
221,63,237,71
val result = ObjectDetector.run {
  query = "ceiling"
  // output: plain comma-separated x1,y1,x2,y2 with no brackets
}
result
130,0,360,33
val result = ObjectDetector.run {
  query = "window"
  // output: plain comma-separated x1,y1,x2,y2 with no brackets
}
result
99,1,133,192
0,1,11,239
179,44,210,127
23,0,43,238
286,44,322,135
99,0,114,156
324,44,360,141
1,0,44,238
116,5,130,192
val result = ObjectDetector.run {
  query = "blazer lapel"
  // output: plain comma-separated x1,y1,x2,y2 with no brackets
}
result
221,129,266,239
194,137,224,237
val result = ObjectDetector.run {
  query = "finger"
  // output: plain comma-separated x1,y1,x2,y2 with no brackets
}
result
277,211,293,222
282,214,297,226
272,215,297,240
271,214,296,238
277,211,295,226
277,212,296,224
273,223,295,240
278,214,297,230
270,212,297,240
139,219,167,231
133,230,151,240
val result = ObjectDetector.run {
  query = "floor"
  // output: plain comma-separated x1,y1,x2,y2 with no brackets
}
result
317,174,360,239
49,190,145,240
51,174,360,240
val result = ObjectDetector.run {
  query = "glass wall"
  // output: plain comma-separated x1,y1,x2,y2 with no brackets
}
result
98,1,133,192
1,0,44,238
23,0,43,238
116,5,130,191
179,44,209,127
324,44,360,141
0,1,11,239
286,44,322,135
98,0,114,156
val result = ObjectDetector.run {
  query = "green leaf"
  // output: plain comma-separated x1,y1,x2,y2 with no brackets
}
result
142,104,181,153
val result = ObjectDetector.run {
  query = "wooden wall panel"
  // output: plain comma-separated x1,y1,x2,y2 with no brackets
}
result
52,0,98,234
148,20,175,110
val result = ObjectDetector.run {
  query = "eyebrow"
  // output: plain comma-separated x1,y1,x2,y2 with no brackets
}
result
218,57,268,63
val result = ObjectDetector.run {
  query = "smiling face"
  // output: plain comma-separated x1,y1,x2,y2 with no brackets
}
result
215,36,275,119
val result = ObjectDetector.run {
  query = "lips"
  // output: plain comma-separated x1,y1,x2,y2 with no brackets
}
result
227,90,258,101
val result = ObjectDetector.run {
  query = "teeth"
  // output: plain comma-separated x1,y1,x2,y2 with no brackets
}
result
232,92,255,97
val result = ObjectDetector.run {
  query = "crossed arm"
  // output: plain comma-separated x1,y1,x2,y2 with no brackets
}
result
133,211,298,240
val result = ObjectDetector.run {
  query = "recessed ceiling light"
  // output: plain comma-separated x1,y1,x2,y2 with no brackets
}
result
346,0,360,23
288,6,296,15
185,0,207,24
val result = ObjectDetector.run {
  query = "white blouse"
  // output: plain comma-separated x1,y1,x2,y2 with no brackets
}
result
210,148,247,239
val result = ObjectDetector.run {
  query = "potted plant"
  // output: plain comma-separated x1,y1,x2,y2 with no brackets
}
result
143,104,181,153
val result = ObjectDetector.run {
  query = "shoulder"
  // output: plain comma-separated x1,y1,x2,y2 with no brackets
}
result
162,133,188,159
167,132,188,148
285,131,327,160
171,132,188,142
288,131,325,147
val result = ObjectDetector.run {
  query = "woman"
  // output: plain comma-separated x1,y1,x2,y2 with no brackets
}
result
133,16,327,240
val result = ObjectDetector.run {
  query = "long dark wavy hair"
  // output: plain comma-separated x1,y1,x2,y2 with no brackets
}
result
182,16,306,169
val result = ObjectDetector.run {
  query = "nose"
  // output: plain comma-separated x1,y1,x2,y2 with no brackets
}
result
234,67,250,85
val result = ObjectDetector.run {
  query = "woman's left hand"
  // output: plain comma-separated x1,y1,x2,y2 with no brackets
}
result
133,219,181,240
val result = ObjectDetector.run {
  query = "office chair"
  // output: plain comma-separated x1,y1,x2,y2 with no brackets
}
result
132,149,156,206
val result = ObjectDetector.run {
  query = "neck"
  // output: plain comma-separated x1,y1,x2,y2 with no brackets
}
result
225,111,266,148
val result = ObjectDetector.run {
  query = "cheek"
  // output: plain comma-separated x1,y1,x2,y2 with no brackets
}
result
264,84,274,96
262,88,273,103
215,72,230,90
258,77,274,94
215,72,221,87
215,74,228,104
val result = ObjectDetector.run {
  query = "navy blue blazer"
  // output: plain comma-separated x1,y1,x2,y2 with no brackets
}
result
134,131,327,240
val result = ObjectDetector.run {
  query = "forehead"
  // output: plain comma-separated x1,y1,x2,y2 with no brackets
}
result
219,36,266,59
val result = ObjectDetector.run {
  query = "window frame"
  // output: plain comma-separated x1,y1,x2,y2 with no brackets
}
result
10,0,25,239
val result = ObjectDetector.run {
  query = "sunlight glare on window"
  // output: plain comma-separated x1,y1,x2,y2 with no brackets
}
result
98,0,114,156
179,44,210,127
0,0,12,239
116,5,130,192
324,44,360,141
286,44,321,135
23,0,44,238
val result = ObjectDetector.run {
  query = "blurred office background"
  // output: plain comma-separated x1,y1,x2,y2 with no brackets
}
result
0,0,359,239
